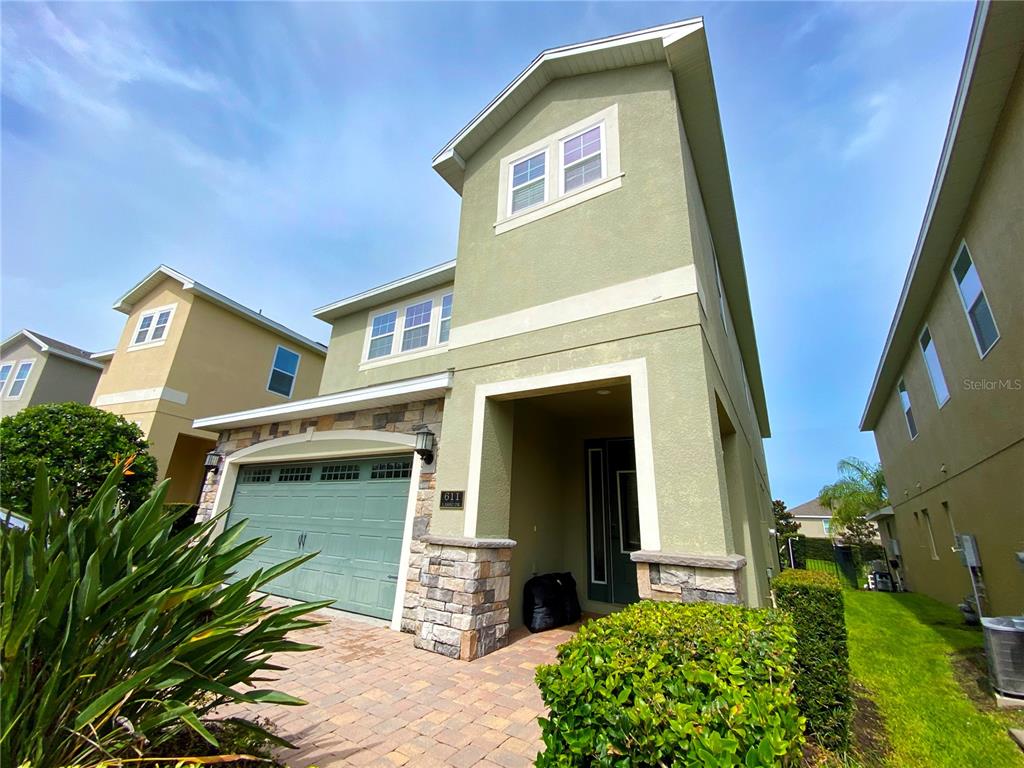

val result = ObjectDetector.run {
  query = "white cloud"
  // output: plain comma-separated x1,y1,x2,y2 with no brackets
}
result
842,84,898,161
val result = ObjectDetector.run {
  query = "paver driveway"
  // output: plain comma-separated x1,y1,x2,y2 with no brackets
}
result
227,607,576,767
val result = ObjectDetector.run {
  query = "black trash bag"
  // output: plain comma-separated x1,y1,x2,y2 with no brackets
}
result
523,572,581,633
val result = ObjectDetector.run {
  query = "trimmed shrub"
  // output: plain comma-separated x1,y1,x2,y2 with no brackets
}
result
534,601,805,767
0,463,329,766
0,402,158,514
772,569,851,751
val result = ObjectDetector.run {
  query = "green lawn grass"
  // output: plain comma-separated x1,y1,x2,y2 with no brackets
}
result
845,590,1024,767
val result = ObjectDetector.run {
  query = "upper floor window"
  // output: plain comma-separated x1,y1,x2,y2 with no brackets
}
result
714,251,729,335
510,151,546,214
131,305,175,347
561,125,603,193
267,345,300,397
496,104,621,235
0,363,12,395
363,290,454,365
6,361,33,399
919,327,950,406
951,244,999,356
897,378,917,439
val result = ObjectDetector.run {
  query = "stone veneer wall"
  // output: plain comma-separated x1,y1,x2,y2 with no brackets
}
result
632,551,746,605
194,397,444,631
413,536,516,660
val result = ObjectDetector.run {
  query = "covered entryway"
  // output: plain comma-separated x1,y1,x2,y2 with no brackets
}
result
227,455,413,620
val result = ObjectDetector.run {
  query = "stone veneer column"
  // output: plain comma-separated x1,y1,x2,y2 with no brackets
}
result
413,535,516,660
631,551,747,604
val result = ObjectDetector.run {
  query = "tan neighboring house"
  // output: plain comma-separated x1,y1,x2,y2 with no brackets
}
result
861,1,1024,617
191,19,776,661
788,498,834,540
0,330,103,416
92,266,326,505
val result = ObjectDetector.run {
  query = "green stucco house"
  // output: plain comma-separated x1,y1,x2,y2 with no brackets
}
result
194,18,776,659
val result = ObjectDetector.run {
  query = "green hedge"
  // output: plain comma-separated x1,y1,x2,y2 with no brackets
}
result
772,569,851,751
534,601,805,767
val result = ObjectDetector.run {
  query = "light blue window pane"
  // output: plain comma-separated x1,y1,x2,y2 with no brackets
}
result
405,299,432,328
511,178,544,213
898,382,917,437
372,311,397,337
512,153,545,187
564,153,602,192
402,324,430,351
920,330,949,404
439,318,451,344
0,365,12,387
969,297,999,353
564,127,601,165
368,334,393,359
268,369,294,396
441,293,453,318
273,347,300,376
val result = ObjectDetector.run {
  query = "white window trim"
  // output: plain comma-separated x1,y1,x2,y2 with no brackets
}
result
897,378,918,440
128,303,177,350
506,148,548,217
0,362,13,397
918,325,950,408
951,241,1000,359
5,359,34,400
558,122,606,198
359,287,453,368
266,344,301,399
495,104,622,235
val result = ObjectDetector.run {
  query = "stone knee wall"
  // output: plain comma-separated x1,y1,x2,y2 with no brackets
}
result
413,536,515,660
633,551,746,605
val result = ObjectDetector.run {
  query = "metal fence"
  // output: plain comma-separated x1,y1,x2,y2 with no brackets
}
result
779,535,888,589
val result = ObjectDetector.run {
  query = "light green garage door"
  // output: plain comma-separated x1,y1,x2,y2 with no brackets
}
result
227,455,412,620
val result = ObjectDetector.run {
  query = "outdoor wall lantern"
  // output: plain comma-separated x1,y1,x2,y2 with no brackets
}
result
414,425,436,465
204,450,222,474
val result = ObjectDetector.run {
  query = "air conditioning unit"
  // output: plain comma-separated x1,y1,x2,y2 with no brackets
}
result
982,616,1024,699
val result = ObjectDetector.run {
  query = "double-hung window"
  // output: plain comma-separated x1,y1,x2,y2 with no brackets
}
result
0,363,12,395
561,125,603,193
951,244,999,356
401,299,433,351
509,151,546,214
368,311,398,359
897,378,917,439
7,361,33,399
919,327,950,406
132,306,175,346
439,293,453,344
267,345,301,397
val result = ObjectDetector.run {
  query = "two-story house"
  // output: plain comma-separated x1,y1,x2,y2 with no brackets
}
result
193,18,775,660
861,1,1023,617
0,330,103,416
92,265,326,505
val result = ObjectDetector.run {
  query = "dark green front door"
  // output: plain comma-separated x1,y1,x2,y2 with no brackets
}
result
585,438,640,604
227,456,412,620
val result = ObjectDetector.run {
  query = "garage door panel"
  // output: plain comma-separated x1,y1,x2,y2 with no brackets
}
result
227,455,412,620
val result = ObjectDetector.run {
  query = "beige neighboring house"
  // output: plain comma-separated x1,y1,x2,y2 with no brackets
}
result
788,498,834,540
191,19,776,661
0,330,104,416
92,266,326,505
861,1,1024,617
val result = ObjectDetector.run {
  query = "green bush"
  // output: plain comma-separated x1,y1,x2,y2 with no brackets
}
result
1,402,158,515
772,569,851,752
534,601,805,767
0,463,330,766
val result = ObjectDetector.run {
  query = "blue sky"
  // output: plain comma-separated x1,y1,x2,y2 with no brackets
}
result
1,2,975,506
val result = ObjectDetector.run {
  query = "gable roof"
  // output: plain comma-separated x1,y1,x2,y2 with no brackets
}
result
1,329,104,370
115,265,327,356
861,0,1024,430
788,498,832,520
432,18,770,437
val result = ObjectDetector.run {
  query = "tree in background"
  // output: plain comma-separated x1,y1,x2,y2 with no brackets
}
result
772,499,801,540
0,402,158,515
819,457,888,540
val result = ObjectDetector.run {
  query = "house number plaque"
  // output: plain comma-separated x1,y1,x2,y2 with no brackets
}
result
439,491,465,509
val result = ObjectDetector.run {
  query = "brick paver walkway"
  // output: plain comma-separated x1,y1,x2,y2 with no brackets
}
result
226,608,576,767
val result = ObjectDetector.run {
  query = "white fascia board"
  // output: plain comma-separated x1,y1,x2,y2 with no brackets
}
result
6,330,103,370
113,264,327,356
312,261,457,323
91,350,115,361
861,0,994,431
193,371,453,431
